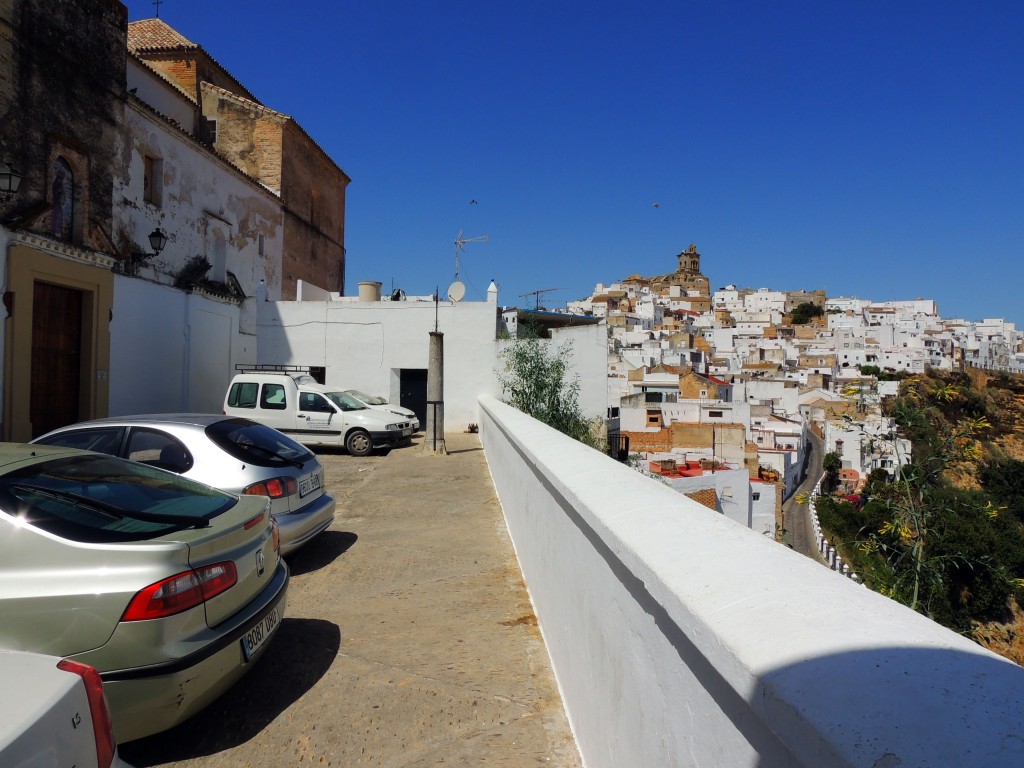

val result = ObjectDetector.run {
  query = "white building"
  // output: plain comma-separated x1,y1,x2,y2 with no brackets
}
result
253,283,609,428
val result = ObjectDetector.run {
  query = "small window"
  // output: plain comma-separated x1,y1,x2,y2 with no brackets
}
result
50,157,74,240
143,155,163,206
709,410,723,418
227,382,258,408
752,492,761,501
700,389,708,398
258,233,265,256
261,383,287,409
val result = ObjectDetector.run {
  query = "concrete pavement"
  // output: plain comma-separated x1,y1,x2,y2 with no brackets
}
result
121,432,581,768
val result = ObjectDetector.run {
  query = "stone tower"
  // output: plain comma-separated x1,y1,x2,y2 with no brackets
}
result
677,244,701,276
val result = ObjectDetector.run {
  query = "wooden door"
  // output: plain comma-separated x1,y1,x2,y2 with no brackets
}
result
31,281,83,437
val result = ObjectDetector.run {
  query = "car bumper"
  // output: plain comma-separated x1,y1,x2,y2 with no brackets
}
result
97,561,289,743
369,429,414,447
277,492,336,556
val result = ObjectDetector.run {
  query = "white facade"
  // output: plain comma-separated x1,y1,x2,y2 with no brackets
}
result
101,61,285,416
253,290,608,427
110,277,244,415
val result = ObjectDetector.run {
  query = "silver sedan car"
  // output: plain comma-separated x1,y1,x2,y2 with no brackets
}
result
0,444,287,743
33,415,335,556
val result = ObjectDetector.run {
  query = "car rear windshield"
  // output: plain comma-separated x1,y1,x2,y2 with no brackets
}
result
206,419,314,467
0,454,236,543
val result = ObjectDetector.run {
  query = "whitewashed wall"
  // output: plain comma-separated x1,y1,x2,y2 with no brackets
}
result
254,295,607,428
480,394,1024,768
547,323,611,419
114,91,283,338
110,276,242,415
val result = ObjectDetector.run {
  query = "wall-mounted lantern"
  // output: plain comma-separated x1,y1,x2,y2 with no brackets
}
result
0,162,22,199
131,227,168,264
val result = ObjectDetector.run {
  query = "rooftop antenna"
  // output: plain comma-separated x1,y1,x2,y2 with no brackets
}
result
519,288,563,310
153,0,163,17
450,229,488,302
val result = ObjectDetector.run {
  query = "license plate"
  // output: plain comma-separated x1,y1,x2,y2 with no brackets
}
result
241,606,280,661
298,472,321,498
402,428,412,436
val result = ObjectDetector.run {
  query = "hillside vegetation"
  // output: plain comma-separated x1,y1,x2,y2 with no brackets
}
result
816,368,1024,664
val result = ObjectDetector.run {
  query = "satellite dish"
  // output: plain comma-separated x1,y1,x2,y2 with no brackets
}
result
447,281,466,302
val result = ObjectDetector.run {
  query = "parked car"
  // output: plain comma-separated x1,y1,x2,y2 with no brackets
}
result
0,443,288,743
0,649,132,767
223,371,415,455
343,389,421,431
33,414,335,556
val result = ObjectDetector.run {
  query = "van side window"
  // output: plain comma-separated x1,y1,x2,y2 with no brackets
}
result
261,383,287,410
300,392,334,413
228,382,258,409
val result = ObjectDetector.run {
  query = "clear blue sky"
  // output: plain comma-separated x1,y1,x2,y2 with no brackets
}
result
124,1,1023,324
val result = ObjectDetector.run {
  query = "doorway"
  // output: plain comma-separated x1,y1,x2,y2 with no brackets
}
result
399,368,427,429
30,281,84,437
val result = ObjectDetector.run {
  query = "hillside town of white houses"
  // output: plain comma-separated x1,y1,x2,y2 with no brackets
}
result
559,245,1023,537
3,1,1022,544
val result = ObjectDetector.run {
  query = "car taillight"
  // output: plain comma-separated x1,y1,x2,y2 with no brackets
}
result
56,659,116,768
121,561,238,621
271,518,280,555
243,476,299,498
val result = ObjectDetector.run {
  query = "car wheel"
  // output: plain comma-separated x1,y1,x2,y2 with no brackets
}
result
345,429,373,457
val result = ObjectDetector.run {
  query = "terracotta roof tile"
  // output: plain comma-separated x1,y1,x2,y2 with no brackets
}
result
128,18,198,51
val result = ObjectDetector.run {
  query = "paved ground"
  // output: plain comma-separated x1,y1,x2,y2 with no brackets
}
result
121,433,581,768
783,431,826,562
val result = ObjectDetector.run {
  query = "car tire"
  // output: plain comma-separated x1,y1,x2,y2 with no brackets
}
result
345,429,373,457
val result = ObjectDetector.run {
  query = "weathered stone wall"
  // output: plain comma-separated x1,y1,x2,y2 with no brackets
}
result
203,85,285,189
0,0,126,250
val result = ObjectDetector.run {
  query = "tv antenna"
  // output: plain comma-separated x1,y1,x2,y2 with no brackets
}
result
519,288,563,310
449,229,488,302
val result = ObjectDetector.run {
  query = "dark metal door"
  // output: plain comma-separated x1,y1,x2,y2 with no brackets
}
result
399,369,428,430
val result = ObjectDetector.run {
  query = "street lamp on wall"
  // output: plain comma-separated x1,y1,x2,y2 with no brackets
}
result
131,227,168,264
0,162,22,199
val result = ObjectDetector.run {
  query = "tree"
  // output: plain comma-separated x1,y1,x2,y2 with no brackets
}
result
790,302,824,325
822,450,842,492
497,332,600,447
856,378,998,621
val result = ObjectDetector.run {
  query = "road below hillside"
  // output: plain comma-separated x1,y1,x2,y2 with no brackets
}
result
783,430,825,562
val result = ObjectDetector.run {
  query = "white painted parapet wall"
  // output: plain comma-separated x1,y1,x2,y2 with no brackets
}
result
478,395,1024,768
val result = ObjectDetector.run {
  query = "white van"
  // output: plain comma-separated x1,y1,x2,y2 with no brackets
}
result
224,372,415,455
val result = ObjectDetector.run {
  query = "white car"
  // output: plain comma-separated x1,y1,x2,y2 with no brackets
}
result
344,389,421,431
0,649,132,767
224,372,416,455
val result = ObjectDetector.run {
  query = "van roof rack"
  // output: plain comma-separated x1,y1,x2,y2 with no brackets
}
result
234,364,312,373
